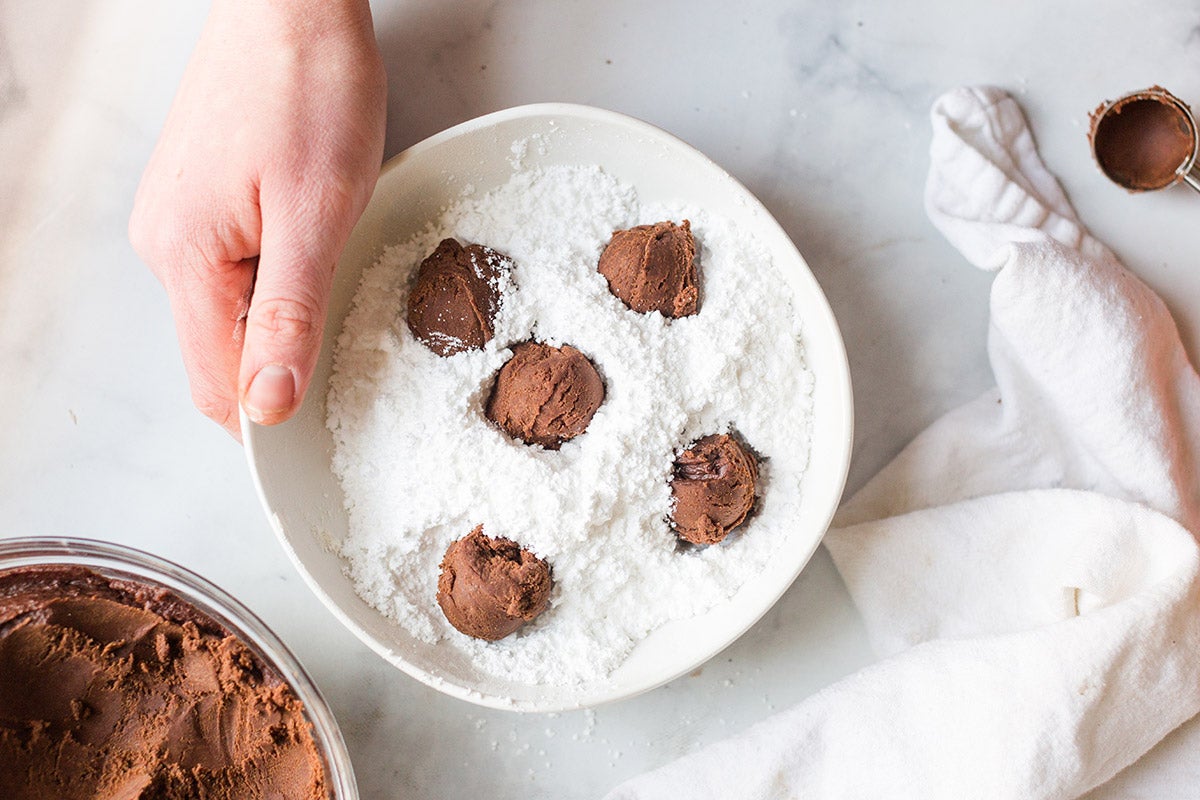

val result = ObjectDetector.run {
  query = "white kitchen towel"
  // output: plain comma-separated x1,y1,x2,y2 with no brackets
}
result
606,86,1200,799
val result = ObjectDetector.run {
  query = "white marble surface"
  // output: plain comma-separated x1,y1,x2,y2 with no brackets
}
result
2,1,1199,797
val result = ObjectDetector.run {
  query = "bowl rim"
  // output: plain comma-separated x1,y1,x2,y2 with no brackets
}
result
0,535,359,799
243,101,854,712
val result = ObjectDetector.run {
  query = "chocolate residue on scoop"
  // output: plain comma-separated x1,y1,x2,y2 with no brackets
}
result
485,341,605,449
670,433,759,545
598,220,699,318
0,566,327,800
1089,86,1196,191
436,526,553,641
406,238,510,356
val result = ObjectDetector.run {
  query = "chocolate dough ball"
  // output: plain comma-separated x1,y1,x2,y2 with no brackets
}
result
486,341,605,450
406,238,510,356
598,220,698,318
670,434,759,545
436,526,553,641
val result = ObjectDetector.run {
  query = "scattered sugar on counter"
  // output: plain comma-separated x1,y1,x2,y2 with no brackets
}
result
326,164,813,686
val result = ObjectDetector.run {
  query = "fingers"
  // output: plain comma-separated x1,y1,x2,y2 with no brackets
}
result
130,192,259,440
238,182,349,427
164,258,256,440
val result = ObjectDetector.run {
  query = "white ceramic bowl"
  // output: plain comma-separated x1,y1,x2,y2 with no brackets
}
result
244,103,853,712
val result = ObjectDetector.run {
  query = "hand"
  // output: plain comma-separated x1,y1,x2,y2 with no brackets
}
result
130,0,386,439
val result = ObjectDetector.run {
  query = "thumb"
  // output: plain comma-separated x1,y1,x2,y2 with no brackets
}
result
238,208,338,428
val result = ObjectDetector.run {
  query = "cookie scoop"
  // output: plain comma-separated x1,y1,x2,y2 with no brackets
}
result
1089,86,1200,192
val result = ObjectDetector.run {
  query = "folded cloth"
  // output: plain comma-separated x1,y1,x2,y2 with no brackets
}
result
606,86,1200,800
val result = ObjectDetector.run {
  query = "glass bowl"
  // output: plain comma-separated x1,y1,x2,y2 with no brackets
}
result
0,536,357,800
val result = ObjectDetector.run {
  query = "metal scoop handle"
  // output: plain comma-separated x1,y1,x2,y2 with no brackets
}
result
1182,162,1200,193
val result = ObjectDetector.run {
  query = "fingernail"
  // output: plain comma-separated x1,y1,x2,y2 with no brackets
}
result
244,364,296,422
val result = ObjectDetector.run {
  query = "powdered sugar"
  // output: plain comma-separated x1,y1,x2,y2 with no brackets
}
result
326,165,813,686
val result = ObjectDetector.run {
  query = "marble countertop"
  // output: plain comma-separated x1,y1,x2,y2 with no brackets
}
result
2,1,1198,797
